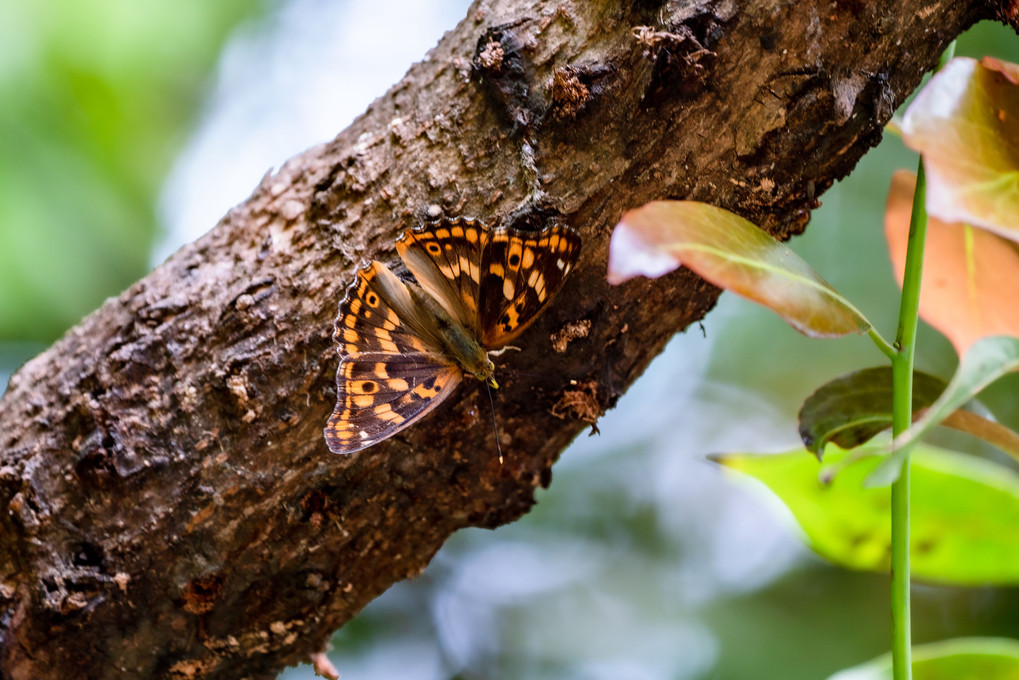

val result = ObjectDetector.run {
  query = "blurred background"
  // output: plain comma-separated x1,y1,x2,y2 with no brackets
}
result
3,1,1019,678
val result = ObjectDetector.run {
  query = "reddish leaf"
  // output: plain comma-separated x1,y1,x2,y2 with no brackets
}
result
608,201,870,338
885,170,1019,356
902,56,1019,241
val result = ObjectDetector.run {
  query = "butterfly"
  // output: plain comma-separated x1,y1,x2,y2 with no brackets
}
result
324,216,582,455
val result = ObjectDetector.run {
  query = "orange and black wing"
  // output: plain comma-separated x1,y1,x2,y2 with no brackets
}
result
325,351,461,454
326,260,461,454
479,225,581,348
396,217,489,337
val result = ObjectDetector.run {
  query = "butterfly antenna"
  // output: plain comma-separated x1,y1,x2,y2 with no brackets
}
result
485,381,504,465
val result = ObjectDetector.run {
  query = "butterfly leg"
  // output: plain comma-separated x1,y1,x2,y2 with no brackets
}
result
487,345,521,357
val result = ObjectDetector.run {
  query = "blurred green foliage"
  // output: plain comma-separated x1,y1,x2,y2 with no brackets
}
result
0,0,265,341
722,445,1019,585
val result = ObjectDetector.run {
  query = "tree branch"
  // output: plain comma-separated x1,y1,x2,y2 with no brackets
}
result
1,0,1011,678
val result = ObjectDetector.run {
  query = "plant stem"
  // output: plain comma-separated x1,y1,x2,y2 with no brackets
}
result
868,328,897,361
889,157,925,680
888,41,955,680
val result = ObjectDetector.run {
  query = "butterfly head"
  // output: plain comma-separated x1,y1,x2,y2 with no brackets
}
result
479,356,498,389
463,353,498,389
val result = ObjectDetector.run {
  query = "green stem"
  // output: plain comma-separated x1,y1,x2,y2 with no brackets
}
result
868,328,897,362
888,41,955,680
889,157,925,680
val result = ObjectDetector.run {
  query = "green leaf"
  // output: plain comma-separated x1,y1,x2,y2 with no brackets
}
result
607,201,871,338
867,336,1019,487
828,637,1019,680
798,367,947,457
902,56,1019,243
715,445,1019,585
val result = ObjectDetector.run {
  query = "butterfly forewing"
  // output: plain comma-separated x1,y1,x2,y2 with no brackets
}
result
335,261,447,356
479,226,581,348
396,217,488,336
325,351,463,453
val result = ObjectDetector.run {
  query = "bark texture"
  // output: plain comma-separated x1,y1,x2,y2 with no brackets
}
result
1,0,1013,678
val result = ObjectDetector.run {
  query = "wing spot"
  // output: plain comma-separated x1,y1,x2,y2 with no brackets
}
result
435,228,450,239
522,248,535,268
353,380,378,394
375,329,398,353
503,278,515,300
556,258,565,270
499,303,521,332
426,242,442,256
489,263,505,278
353,394,374,408
451,226,464,238
413,383,440,399
374,362,389,379
387,378,409,391
366,292,380,307
507,242,523,270
461,256,479,283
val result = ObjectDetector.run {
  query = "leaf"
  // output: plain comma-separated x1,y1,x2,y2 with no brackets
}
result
939,410,1019,462
885,170,1019,356
716,445,1019,585
828,637,1019,680
868,336,1019,487
607,201,871,337
797,366,947,458
902,56,1019,241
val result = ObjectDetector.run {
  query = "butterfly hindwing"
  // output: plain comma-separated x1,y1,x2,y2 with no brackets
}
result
396,217,488,336
325,351,463,453
479,225,582,347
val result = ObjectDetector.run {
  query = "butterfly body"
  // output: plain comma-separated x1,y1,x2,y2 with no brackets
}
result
324,217,581,455
405,281,496,386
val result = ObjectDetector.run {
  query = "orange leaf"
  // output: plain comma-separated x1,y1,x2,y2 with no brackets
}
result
885,170,1019,356
902,57,1019,242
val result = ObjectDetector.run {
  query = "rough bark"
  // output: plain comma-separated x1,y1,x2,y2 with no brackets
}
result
1,0,1013,678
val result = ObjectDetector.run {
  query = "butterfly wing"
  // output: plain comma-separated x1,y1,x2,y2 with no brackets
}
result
479,225,582,348
334,259,449,356
395,217,488,336
326,260,463,454
325,351,462,453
